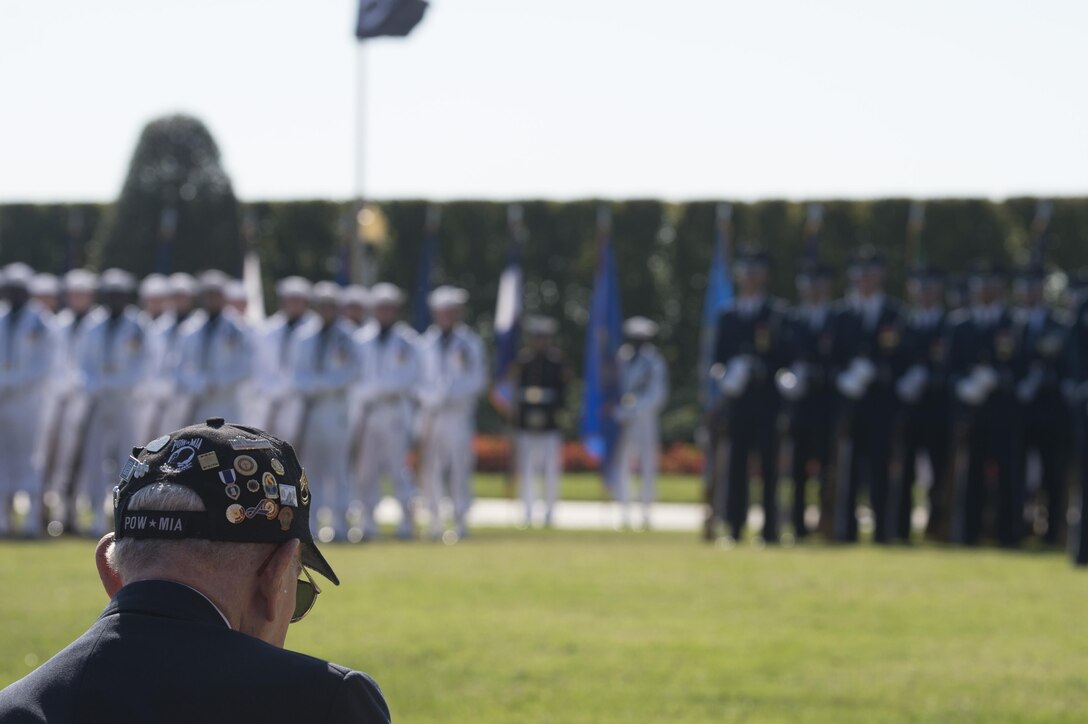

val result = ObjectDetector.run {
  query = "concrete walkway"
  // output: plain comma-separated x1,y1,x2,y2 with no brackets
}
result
367,496,744,533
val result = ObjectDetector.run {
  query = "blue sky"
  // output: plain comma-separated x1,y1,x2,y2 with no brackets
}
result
1,0,1085,202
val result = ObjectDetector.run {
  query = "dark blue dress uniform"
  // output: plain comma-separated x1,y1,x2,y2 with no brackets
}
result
781,303,837,538
894,305,952,541
830,293,909,543
946,306,1022,547
1014,303,1071,546
0,580,391,723
713,295,789,541
1068,292,1088,565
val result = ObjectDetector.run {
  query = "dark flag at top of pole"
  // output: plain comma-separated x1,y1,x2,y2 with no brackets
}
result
490,205,525,409
411,204,441,333
579,205,624,492
356,0,429,39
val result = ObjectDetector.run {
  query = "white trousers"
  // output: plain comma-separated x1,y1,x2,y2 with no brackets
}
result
38,391,90,523
517,431,561,525
0,387,44,535
76,395,134,536
616,414,660,517
355,403,416,533
421,409,475,535
298,397,351,536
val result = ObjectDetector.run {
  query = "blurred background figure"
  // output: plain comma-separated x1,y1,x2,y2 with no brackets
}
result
418,286,486,541
133,274,171,443
73,269,145,537
779,259,836,541
0,263,54,537
173,270,252,426
39,269,98,532
509,316,567,529
712,248,785,544
353,283,420,540
225,279,248,317
138,274,169,322
614,316,668,530
29,273,60,314
254,276,313,438
894,264,951,542
832,248,905,544
1012,266,1069,547
341,285,371,330
292,281,359,542
947,262,1019,547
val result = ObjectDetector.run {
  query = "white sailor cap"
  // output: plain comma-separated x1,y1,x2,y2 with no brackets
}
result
225,280,247,303
311,281,342,305
524,315,558,336
341,284,370,307
198,269,231,293
623,316,659,340
276,276,311,299
30,273,59,297
168,272,198,296
2,262,34,288
99,268,136,294
139,273,169,299
64,269,98,293
428,285,469,311
370,283,404,307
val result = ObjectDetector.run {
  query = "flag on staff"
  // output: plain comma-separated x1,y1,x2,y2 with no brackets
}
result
356,0,429,40
411,205,441,333
802,203,824,261
698,203,734,413
1030,199,1053,267
579,207,623,489
241,208,266,323
907,201,926,265
490,205,525,409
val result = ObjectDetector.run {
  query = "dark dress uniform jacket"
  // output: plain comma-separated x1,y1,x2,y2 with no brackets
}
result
0,580,391,724
515,348,566,432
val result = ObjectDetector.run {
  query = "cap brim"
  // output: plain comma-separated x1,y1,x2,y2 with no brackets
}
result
301,540,340,586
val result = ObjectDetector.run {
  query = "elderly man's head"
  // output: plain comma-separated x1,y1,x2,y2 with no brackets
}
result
97,420,337,649
99,483,300,647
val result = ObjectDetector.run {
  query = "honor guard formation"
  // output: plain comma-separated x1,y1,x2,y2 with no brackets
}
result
3,253,1088,566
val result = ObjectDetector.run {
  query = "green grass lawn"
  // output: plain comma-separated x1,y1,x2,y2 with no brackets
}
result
473,472,704,504
2,532,1086,722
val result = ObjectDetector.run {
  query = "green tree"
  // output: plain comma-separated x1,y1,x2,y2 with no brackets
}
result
93,114,240,276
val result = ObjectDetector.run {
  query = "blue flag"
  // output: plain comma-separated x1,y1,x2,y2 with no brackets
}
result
699,208,734,413
579,231,623,484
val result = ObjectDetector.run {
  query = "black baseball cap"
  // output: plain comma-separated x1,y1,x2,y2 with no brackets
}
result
113,418,338,586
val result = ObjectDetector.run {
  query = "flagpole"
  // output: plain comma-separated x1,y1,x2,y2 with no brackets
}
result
353,43,370,286
907,201,925,266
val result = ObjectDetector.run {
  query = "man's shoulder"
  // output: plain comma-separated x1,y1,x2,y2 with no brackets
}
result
0,614,390,724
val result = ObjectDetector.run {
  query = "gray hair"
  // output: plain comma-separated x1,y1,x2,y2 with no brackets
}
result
107,483,267,583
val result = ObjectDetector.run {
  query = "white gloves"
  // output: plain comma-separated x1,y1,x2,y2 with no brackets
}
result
775,363,809,401
836,357,876,400
718,356,752,399
955,365,998,406
896,365,929,404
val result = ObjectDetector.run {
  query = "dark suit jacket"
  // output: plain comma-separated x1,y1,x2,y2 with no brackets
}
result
713,297,788,424
0,580,390,724
832,297,909,418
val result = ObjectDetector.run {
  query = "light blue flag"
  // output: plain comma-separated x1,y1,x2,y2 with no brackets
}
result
699,203,734,413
